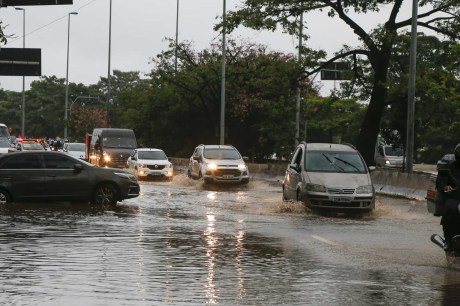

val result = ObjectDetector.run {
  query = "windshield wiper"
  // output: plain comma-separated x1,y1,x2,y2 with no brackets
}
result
322,153,345,172
333,157,361,172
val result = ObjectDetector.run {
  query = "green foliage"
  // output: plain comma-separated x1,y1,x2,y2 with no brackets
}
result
305,96,365,144
218,0,460,165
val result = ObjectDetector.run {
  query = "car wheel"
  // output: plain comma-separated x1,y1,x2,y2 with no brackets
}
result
91,183,118,206
0,189,11,205
282,186,288,201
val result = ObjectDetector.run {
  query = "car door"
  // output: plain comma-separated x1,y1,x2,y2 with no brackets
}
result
285,147,303,200
127,149,137,170
43,154,90,201
190,147,202,178
0,153,45,201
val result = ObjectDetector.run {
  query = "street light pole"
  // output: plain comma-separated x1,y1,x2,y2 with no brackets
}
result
107,0,112,127
295,12,303,146
64,12,78,141
175,0,179,73
405,0,418,173
220,0,226,145
15,7,25,136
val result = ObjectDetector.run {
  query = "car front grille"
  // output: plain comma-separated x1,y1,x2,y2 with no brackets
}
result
214,168,241,177
147,165,165,170
327,188,355,195
310,199,373,208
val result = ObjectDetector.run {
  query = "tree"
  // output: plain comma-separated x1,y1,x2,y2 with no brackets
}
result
144,39,304,159
381,34,460,163
219,0,460,165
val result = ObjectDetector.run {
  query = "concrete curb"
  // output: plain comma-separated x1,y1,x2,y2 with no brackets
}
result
170,157,433,201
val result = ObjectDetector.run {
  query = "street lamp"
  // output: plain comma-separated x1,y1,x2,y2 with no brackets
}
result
175,0,179,73
107,0,112,127
15,7,25,136
295,12,304,146
220,0,226,145
64,12,78,141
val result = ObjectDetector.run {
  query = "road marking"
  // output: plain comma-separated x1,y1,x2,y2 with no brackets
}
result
311,235,340,246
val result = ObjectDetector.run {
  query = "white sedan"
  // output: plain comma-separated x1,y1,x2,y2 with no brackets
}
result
127,148,173,181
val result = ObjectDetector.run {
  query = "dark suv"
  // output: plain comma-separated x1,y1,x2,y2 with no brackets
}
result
0,151,140,206
188,144,250,184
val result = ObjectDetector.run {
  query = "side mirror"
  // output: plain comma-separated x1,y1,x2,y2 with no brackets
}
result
289,164,300,172
74,164,84,171
243,156,249,161
132,156,136,161
368,166,376,172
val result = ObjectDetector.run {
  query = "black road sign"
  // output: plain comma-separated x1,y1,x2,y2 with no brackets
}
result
320,61,351,81
0,48,41,76
0,0,72,6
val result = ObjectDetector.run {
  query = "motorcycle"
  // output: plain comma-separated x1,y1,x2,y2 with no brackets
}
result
431,234,460,264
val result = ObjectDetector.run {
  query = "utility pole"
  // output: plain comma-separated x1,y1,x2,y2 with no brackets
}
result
405,0,418,173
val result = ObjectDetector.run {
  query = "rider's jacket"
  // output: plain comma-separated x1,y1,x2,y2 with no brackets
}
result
436,160,460,214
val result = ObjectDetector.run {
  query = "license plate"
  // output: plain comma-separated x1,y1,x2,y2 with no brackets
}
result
223,175,234,179
332,197,352,203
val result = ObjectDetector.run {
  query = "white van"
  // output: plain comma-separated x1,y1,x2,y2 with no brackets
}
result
375,144,404,169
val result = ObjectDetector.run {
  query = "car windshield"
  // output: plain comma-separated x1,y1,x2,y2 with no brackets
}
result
0,137,10,148
138,150,167,160
68,143,85,151
305,151,367,173
384,146,403,156
102,136,136,149
0,126,9,138
203,148,241,160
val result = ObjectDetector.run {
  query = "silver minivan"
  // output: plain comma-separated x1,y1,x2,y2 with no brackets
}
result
282,142,375,212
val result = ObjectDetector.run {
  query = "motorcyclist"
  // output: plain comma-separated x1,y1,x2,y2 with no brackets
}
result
436,143,460,252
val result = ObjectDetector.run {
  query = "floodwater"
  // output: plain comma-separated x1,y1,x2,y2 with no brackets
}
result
0,175,459,305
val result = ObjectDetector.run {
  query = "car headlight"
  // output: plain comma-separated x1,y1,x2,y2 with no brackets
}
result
207,163,217,171
115,172,137,181
385,160,390,165
305,183,327,192
356,185,373,194
238,163,247,171
103,152,111,162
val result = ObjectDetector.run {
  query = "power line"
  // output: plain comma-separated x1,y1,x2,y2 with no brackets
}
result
5,0,98,46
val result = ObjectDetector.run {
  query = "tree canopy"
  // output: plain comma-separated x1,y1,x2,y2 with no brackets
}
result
217,0,460,164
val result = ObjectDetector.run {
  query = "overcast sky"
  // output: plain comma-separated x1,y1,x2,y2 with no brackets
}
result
0,0,414,94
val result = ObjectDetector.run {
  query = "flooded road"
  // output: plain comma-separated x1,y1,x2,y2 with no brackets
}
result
0,175,459,305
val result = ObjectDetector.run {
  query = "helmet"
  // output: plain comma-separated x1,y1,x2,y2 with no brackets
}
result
455,143,460,162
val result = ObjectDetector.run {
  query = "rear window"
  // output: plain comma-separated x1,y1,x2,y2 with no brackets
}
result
305,151,367,173
0,154,41,169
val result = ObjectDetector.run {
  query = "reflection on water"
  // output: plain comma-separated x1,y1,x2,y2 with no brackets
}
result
0,178,456,305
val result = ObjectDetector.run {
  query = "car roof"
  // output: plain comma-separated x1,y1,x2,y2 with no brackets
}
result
202,145,236,150
136,148,164,152
304,143,357,152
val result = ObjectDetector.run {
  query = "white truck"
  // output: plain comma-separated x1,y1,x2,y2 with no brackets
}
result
0,123,10,139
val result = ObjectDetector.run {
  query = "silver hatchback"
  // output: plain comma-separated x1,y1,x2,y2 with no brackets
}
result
282,142,375,212
188,144,250,185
